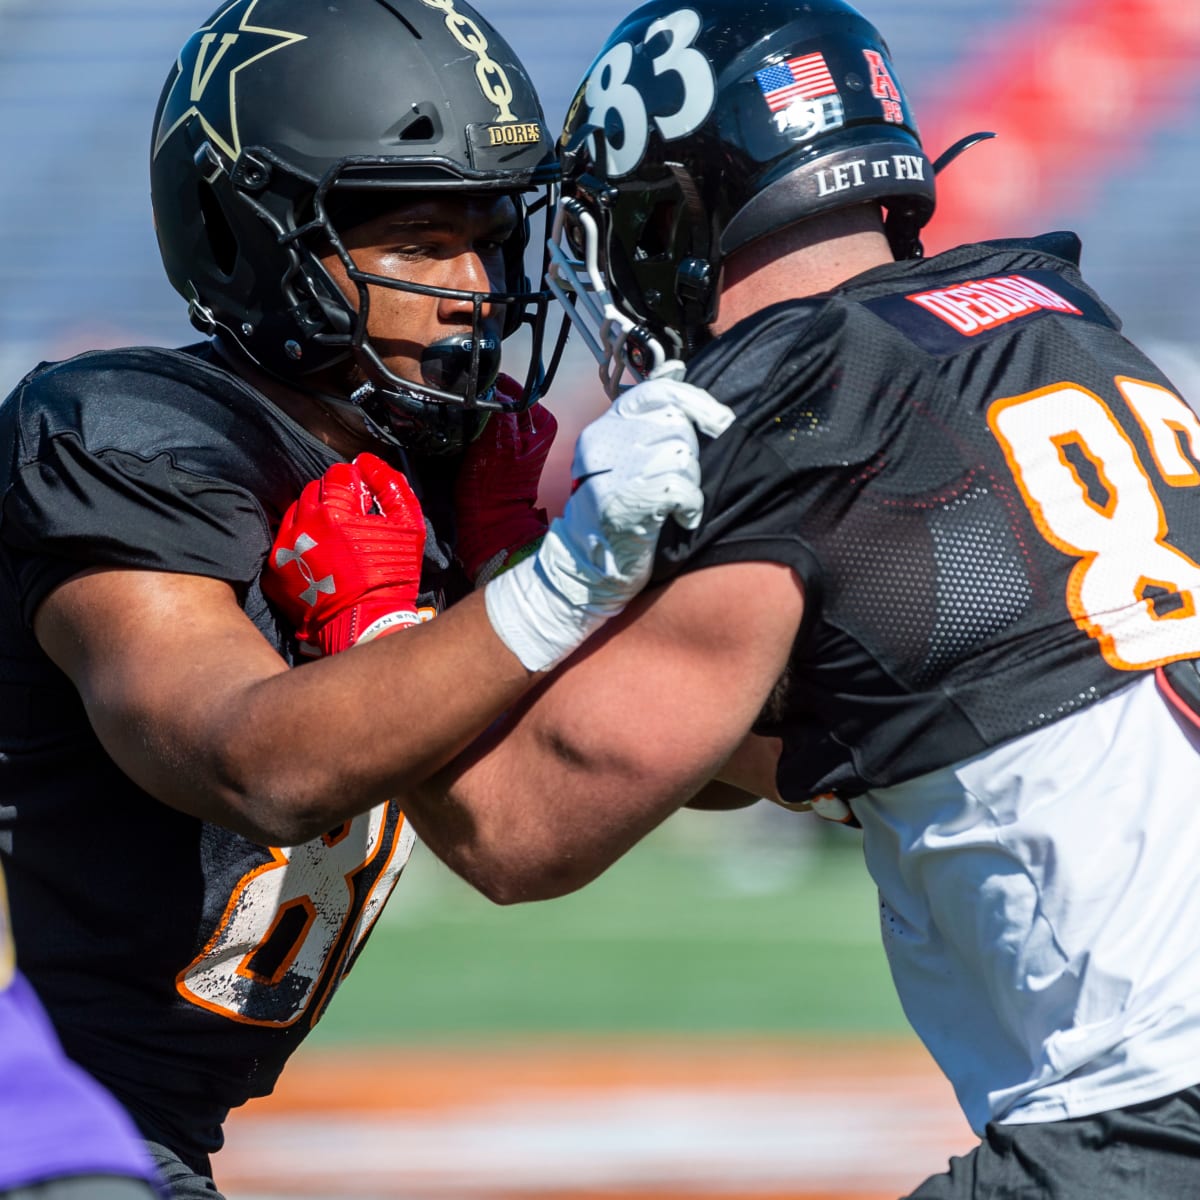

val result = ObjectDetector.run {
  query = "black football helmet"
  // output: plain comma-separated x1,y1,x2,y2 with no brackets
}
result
549,0,949,394
151,0,560,452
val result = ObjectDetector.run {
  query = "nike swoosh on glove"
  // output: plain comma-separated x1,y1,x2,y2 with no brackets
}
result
262,453,428,657
484,377,735,671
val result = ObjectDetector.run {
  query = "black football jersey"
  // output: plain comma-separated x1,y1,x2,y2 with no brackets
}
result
0,344,464,1167
654,234,1200,801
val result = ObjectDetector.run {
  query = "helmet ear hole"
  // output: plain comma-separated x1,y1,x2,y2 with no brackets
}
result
314,290,354,335
637,198,680,260
197,181,238,277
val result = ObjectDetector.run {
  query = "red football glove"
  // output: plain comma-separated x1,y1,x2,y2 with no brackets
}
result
454,375,558,585
263,453,427,656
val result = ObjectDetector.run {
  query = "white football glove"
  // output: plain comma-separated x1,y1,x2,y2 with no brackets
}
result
485,378,735,671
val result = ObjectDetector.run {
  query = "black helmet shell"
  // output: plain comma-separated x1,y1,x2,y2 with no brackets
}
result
150,0,559,449
559,0,933,359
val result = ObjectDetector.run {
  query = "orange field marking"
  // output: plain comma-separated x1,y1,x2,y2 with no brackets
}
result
219,1035,973,1199
252,1034,952,1112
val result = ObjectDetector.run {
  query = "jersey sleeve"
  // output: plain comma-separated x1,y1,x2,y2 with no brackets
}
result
2,399,271,628
652,300,836,587
653,420,819,583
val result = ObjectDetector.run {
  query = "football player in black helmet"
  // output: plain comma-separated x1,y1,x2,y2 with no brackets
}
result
0,0,733,1194
340,3,1200,1197
149,0,563,454
547,0,986,391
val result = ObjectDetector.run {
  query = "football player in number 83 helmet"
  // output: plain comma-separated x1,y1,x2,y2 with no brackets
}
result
151,0,561,454
548,0,989,396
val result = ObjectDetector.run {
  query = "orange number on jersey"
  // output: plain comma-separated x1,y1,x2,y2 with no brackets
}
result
989,378,1200,670
176,802,413,1027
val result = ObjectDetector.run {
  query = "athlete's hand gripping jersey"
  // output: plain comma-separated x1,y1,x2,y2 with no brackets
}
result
487,377,733,671
265,453,430,653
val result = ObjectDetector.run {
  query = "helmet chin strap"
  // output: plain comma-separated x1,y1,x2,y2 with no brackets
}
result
208,333,402,456
311,375,498,457
213,312,504,454
319,382,410,451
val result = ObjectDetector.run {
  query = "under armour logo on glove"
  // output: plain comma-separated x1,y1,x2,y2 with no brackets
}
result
262,454,428,656
272,532,335,607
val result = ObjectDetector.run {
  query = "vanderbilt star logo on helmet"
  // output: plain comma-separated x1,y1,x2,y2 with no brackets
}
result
152,0,305,162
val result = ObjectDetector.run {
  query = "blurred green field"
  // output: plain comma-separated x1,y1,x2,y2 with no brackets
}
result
311,806,910,1045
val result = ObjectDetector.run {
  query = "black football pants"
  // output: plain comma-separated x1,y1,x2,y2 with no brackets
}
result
907,1083,1200,1199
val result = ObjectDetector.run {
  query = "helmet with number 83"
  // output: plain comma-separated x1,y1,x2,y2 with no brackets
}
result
548,0,938,393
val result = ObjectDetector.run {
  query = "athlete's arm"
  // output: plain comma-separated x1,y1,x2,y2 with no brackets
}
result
706,731,786,805
34,568,531,846
683,734,785,809
32,379,730,848
400,560,804,903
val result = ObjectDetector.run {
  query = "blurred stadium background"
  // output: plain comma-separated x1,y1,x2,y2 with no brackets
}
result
2,0,1198,1196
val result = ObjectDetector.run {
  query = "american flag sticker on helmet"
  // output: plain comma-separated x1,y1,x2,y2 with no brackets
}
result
755,53,837,113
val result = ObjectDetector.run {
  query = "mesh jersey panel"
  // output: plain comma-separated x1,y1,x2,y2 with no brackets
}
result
653,235,1200,798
